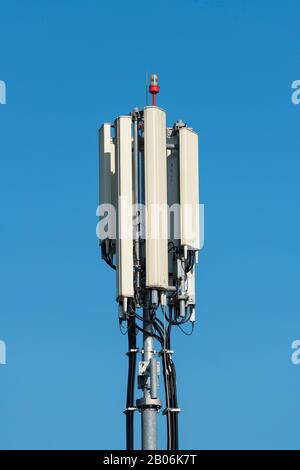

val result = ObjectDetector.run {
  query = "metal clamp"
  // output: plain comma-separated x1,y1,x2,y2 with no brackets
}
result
162,408,181,415
123,406,137,414
126,348,139,356
136,397,162,411
159,349,174,356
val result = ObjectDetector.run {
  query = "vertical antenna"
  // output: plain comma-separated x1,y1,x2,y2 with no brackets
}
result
146,72,149,106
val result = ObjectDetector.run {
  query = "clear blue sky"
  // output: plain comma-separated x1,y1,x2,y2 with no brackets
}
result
0,0,299,450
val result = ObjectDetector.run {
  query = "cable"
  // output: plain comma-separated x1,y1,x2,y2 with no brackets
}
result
184,250,195,274
125,309,137,450
163,304,179,450
101,240,116,270
178,322,195,336
161,304,172,449
123,300,186,450
135,323,163,346
119,321,128,335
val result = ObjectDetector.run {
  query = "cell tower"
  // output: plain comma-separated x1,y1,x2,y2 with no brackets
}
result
98,74,200,450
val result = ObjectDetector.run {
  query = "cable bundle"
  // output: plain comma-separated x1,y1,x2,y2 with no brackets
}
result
100,241,116,271
125,313,137,450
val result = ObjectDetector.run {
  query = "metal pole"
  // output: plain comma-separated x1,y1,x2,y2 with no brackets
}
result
142,408,157,450
141,300,157,450
135,115,161,450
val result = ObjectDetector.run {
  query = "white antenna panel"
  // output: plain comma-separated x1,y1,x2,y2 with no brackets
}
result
115,116,134,300
144,106,168,290
179,127,200,250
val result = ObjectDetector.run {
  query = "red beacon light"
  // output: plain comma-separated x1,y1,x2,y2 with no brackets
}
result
149,74,160,106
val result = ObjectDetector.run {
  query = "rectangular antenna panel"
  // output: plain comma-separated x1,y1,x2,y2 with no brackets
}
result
99,123,115,208
99,124,116,244
115,116,134,299
179,127,200,250
144,107,168,290
187,268,196,306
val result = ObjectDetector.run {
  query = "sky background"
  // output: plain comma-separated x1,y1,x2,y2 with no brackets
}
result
0,0,300,450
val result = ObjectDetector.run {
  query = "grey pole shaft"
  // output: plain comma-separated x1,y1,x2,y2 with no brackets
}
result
142,407,157,450
142,300,157,450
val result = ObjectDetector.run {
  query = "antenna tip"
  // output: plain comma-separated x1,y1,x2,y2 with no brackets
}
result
150,74,159,86
149,73,160,106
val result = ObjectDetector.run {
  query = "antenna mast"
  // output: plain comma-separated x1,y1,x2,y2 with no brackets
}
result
99,74,200,450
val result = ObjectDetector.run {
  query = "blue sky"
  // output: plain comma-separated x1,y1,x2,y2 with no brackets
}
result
0,0,299,450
